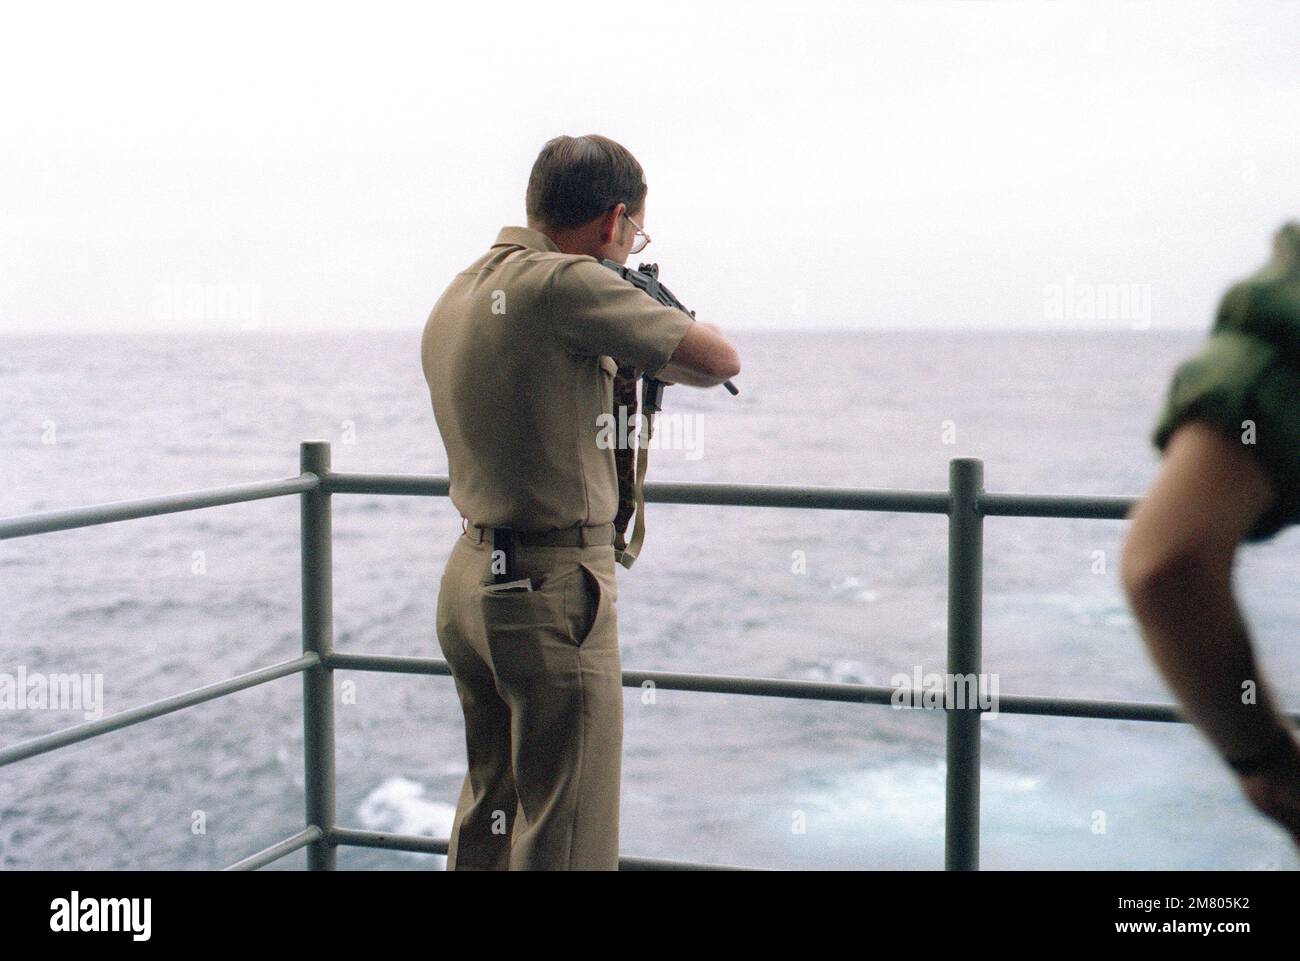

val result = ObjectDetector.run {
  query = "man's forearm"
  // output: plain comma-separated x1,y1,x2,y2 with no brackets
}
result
654,360,728,387
1128,555,1296,762
655,321,734,387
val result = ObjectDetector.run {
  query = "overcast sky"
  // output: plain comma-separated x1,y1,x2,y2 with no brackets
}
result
2,0,1297,333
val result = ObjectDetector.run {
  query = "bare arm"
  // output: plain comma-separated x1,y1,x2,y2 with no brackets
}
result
655,359,728,387
1121,417,1300,842
652,320,740,388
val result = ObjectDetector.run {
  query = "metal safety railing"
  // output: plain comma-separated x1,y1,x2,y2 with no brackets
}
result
3,440,1294,871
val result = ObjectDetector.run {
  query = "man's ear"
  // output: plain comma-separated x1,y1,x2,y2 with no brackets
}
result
600,203,625,245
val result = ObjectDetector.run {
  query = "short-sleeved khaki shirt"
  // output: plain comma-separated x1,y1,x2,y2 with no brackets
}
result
421,225,695,531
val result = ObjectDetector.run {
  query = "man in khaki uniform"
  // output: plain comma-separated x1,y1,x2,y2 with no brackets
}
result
420,134,740,870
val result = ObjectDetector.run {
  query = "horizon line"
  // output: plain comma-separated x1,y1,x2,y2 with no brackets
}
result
0,324,1211,336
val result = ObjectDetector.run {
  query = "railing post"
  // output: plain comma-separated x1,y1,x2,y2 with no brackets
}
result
301,440,337,870
945,457,983,870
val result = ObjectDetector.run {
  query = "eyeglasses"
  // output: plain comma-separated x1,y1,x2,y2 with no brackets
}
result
621,211,651,254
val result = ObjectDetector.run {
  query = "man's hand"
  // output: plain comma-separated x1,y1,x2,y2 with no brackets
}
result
1236,737,1300,849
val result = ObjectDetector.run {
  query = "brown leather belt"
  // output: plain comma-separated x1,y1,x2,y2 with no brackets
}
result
461,518,615,548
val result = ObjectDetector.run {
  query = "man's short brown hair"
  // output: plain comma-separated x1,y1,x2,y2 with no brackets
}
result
526,134,647,230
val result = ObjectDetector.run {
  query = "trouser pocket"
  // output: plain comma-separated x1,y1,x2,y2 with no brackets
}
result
564,562,602,647
479,555,618,680
479,569,568,680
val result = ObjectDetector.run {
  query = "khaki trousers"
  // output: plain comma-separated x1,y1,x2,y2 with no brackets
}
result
435,526,623,870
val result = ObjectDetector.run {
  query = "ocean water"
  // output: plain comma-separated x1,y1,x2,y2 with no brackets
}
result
1,329,1297,871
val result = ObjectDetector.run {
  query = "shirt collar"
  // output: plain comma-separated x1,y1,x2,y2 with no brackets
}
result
492,225,560,253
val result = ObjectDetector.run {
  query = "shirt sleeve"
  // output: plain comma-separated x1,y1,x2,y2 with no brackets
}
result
547,258,696,377
1150,328,1300,543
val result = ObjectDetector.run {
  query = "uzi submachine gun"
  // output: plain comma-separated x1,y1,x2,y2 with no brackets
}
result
599,260,738,568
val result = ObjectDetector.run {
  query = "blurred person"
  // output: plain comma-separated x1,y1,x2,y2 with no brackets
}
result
1122,222,1300,849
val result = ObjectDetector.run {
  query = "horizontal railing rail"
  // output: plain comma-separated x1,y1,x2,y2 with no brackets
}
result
2,440,1289,871
322,652,1300,724
0,474,319,540
0,654,320,768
